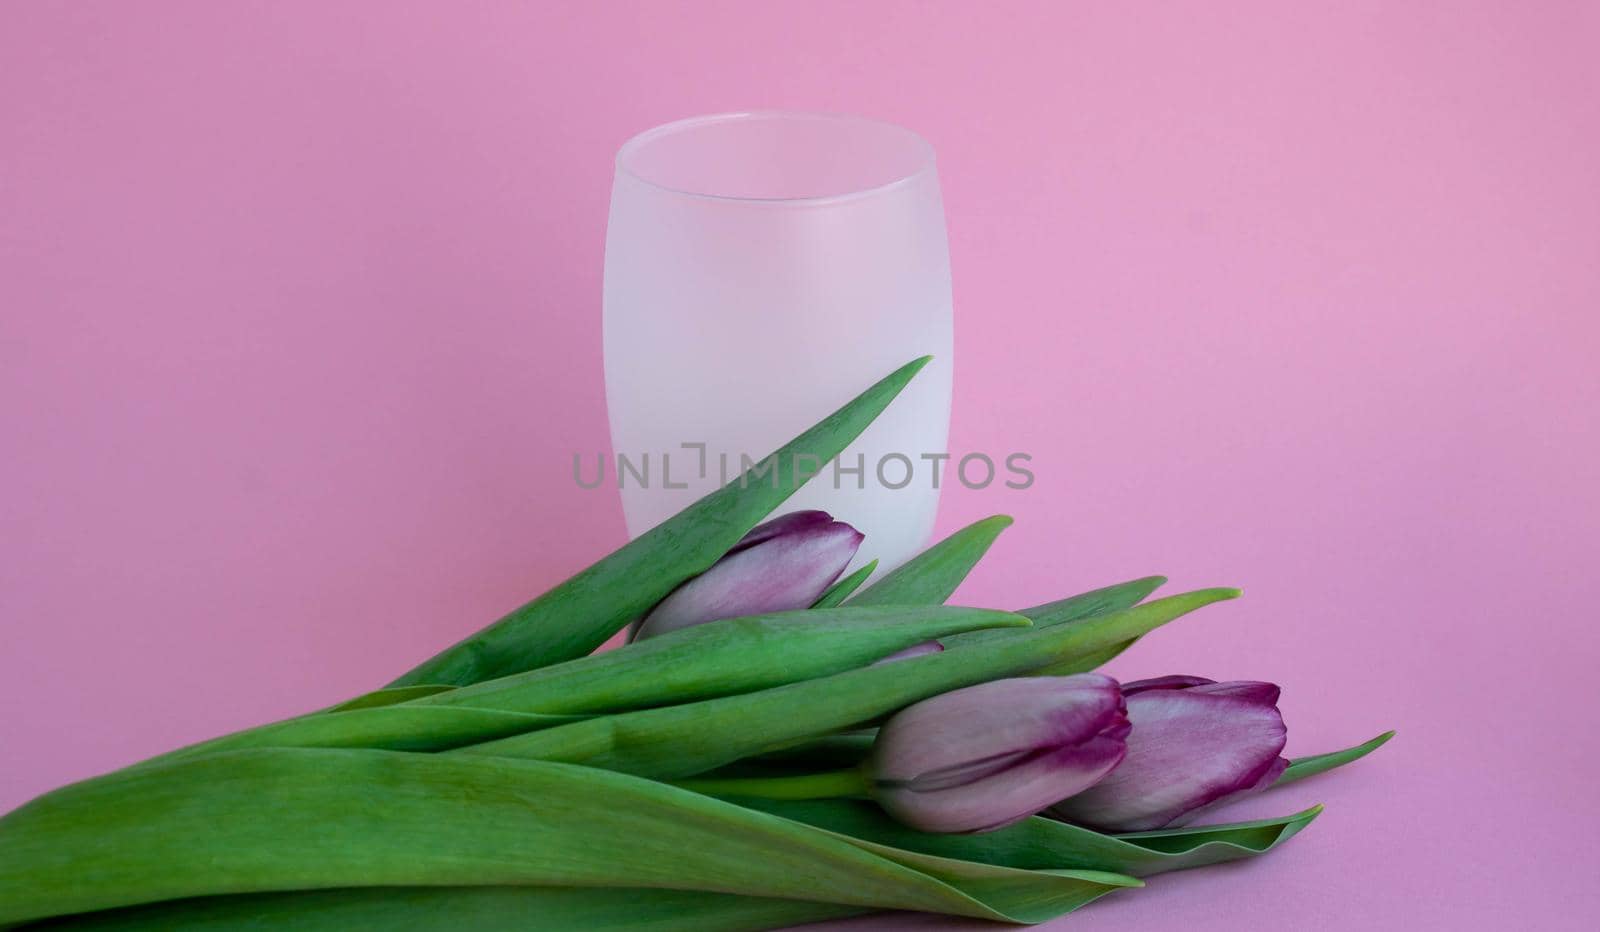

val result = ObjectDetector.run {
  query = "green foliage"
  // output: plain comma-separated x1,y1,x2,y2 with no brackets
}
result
0,358,1392,931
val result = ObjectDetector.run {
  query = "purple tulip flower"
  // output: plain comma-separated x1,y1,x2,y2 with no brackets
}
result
1050,675,1289,832
868,675,1131,834
629,510,863,641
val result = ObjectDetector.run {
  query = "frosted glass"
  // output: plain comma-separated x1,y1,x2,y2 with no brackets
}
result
602,112,953,573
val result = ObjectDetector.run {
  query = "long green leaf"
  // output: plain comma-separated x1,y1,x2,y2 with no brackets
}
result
847,515,1013,606
0,749,1136,928
32,887,865,932
149,608,1024,763
457,588,1239,778
747,734,877,771
420,606,1027,714
1274,731,1396,787
812,560,877,608
1021,576,1169,626
324,685,456,712
940,575,1168,669
39,802,1328,930
390,356,932,687
1023,575,1170,674
716,577,1177,776
738,798,1323,877
140,707,585,762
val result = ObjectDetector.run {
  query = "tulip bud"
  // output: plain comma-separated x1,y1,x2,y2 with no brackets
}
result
630,510,863,641
867,675,1130,834
1050,675,1289,832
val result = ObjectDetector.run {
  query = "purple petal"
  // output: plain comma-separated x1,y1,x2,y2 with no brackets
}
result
1189,680,1281,706
632,518,862,640
730,510,837,553
878,734,1127,834
1050,686,1287,832
1121,675,1216,694
870,675,1126,787
1176,755,1289,825
897,746,1037,792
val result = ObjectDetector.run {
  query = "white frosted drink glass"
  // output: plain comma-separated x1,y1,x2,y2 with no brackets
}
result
602,112,953,573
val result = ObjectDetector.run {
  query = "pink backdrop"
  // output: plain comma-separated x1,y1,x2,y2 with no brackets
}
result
3,3,1596,929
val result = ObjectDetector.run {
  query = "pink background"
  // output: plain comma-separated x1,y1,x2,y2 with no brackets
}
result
3,2,1596,928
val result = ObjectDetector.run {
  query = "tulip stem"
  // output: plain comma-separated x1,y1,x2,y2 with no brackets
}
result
672,769,870,800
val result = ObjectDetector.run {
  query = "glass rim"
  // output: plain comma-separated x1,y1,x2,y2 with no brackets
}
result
614,110,937,206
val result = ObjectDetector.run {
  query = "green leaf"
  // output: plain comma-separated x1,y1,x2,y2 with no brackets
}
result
812,560,878,608
721,577,1174,775
1021,576,1169,625
940,575,1168,667
458,588,1239,778
748,734,877,771
739,798,1324,877
0,749,1136,928
847,515,1013,606
36,797,1323,932
322,685,456,712
76,799,1319,930
30,887,865,932
137,707,587,764
960,574,1168,674
147,607,1025,763
1274,731,1396,787
424,606,1027,714
389,356,932,688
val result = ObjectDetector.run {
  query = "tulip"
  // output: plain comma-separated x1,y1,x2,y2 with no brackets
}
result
867,675,1130,834
630,510,863,641
1050,675,1288,832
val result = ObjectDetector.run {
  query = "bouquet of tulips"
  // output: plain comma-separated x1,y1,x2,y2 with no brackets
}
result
0,358,1391,930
